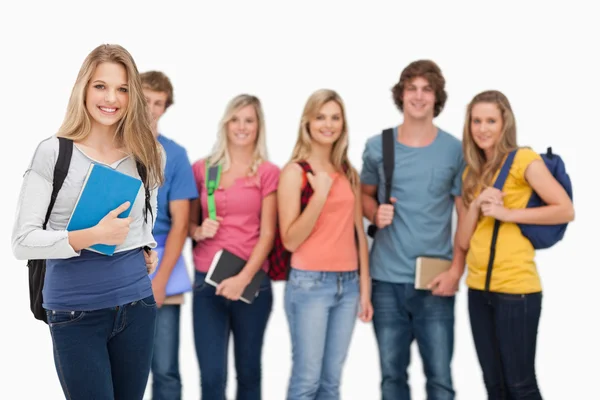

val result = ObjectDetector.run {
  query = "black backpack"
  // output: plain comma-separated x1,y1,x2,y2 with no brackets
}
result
366,128,395,238
28,137,73,323
27,137,152,323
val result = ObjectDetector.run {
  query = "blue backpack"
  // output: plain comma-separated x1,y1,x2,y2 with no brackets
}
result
493,147,573,250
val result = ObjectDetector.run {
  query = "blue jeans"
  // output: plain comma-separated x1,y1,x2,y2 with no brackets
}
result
151,304,181,400
284,268,360,400
46,295,157,399
193,271,272,400
371,281,455,400
468,289,543,400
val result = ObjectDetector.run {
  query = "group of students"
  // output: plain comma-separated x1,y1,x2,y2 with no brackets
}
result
10,43,574,400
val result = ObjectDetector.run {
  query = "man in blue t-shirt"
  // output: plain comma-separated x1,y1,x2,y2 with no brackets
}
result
361,60,466,400
141,71,198,400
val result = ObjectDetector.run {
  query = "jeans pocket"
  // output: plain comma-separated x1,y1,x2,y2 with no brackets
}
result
138,295,157,308
290,277,319,290
289,272,321,290
47,310,86,327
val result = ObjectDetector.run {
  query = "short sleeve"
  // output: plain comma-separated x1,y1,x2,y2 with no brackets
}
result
515,148,542,184
260,162,280,197
191,159,205,195
360,136,380,186
451,148,466,197
169,148,199,201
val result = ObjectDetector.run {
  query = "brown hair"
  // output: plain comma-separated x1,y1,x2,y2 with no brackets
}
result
391,60,447,117
140,70,174,109
462,90,518,208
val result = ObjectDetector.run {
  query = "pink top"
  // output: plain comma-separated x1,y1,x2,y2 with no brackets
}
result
291,172,358,272
191,159,280,273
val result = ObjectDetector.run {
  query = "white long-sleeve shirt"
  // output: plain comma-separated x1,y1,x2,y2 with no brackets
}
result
12,136,161,260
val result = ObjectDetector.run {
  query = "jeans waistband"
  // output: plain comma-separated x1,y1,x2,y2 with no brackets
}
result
289,268,358,282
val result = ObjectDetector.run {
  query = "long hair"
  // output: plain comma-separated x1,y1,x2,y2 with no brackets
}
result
290,89,359,190
207,94,268,175
462,90,518,208
57,44,164,189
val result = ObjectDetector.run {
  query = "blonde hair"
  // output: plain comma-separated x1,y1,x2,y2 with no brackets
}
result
207,94,268,175
462,90,518,208
57,44,164,189
290,89,359,190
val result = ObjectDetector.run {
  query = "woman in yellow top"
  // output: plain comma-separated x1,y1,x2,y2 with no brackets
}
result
457,90,574,399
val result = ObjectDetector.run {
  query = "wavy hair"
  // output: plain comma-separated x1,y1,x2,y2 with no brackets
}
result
57,44,164,189
290,89,359,190
462,90,518,208
207,94,268,175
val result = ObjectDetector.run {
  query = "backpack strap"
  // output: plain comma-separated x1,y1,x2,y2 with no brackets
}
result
492,150,517,191
381,128,395,203
366,128,394,238
296,161,314,212
135,161,153,225
44,137,73,229
485,149,518,291
205,164,222,220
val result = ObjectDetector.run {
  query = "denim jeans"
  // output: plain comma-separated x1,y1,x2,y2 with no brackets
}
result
468,289,543,400
47,294,157,400
284,268,360,400
371,281,455,400
151,304,181,400
192,271,272,400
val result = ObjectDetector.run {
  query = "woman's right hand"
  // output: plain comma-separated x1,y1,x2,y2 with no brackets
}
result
192,217,223,241
306,171,333,198
475,187,505,209
94,201,132,245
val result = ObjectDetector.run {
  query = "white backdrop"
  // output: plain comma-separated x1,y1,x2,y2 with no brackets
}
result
1,1,596,399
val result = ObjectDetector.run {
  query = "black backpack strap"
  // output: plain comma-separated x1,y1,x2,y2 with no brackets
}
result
381,128,395,203
366,129,395,238
484,150,517,291
135,161,153,225
44,137,73,229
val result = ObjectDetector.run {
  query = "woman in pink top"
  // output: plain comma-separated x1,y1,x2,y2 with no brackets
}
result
188,94,279,400
278,89,374,400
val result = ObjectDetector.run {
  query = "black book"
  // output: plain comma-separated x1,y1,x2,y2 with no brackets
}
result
205,249,266,304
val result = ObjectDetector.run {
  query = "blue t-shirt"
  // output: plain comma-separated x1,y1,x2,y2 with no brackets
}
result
154,134,199,237
360,126,465,284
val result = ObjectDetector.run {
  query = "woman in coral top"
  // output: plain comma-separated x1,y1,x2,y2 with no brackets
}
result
188,94,279,400
458,90,574,399
278,89,373,400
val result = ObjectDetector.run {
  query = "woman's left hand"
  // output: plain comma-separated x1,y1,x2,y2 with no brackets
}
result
481,202,512,222
358,278,374,322
144,249,159,274
358,293,374,322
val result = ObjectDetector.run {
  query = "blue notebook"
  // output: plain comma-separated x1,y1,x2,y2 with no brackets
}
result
148,248,193,296
66,163,142,255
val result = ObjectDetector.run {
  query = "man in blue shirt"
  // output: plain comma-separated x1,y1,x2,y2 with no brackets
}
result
361,60,466,400
141,71,198,400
